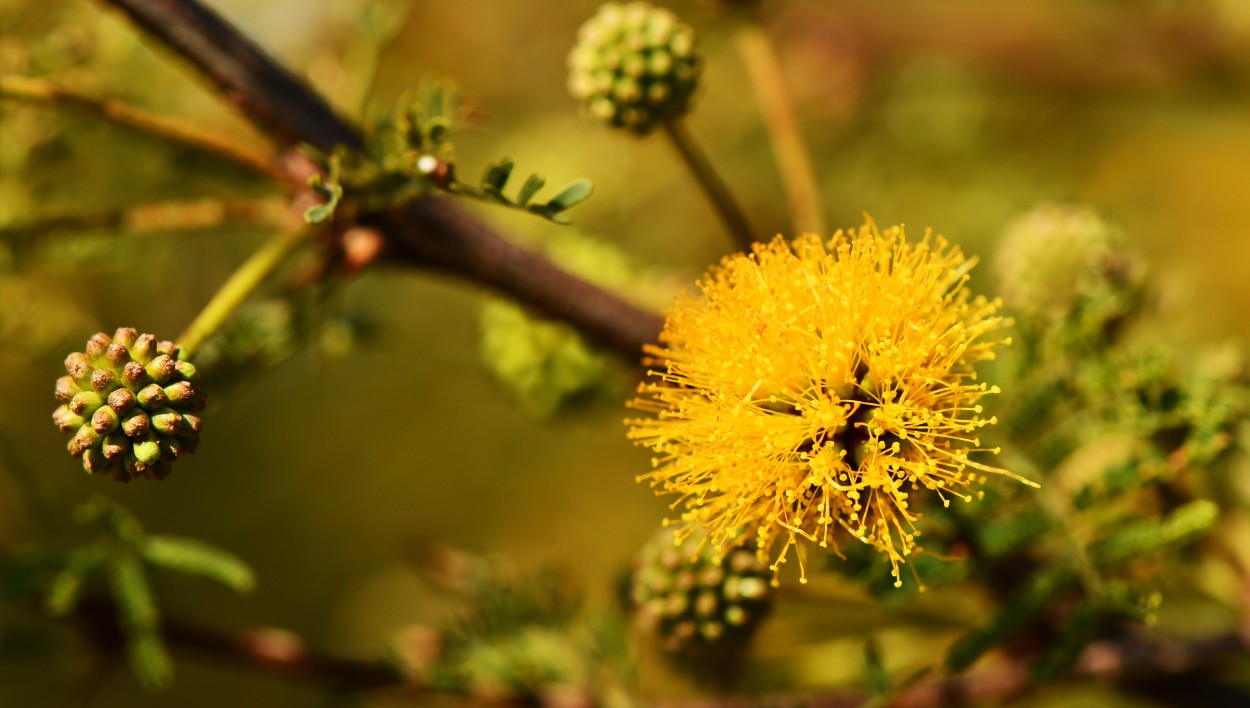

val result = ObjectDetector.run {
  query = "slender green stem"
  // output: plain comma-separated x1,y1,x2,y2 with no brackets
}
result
735,16,825,235
661,118,757,252
1003,448,1103,596
0,74,280,179
177,227,310,360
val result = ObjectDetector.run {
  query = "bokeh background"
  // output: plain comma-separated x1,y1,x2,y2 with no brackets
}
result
3,0,1250,704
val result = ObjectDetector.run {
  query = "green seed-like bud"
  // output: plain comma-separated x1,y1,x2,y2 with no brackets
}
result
52,405,84,432
133,435,162,466
102,433,128,460
693,591,718,617
66,352,93,385
568,2,702,135
163,381,195,407
121,410,150,437
54,330,205,481
91,405,120,434
69,425,100,456
69,391,103,416
82,448,112,475
131,333,156,363
121,361,149,388
136,384,167,410
55,376,80,403
181,413,203,434
146,354,176,383
174,360,199,382
150,408,183,435
108,387,136,414
85,333,111,361
113,327,138,349
90,368,116,393
105,343,131,369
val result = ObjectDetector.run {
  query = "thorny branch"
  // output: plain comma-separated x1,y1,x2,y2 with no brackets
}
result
73,593,1250,705
74,598,401,692
96,0,663,360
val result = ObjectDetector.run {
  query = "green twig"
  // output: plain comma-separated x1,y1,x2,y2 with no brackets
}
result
661,118,756,252
177,226,311,360
735,16,825,235
0,197,283,249
0,74,280,179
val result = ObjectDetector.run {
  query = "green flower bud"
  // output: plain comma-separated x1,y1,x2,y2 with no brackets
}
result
146,354,176,384
630,527,772,667
136,384,167,410
133,435,162,466
54,376,79,403
150,408,183,435
131,333,156,363
52,405,84,433
105,343,131,369
113,327,138,350
122,361,149,388
163,381,195,406
995,204,1145,347
102,433,128,460
89,368,116,393
69,391,103,415
65,352,93,385
107,387,136,414
121,409,150,438
52,329,204,481
568,2,702,135
85,333,110,361
81,448,112,475
91,405,119,435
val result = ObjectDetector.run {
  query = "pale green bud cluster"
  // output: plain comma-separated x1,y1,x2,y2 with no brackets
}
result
52,328,204,482
994,204,1144,342
631,529,772,657
568,2,701,135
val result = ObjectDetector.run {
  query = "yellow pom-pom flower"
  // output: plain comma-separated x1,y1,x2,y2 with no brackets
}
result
627,221,1034,587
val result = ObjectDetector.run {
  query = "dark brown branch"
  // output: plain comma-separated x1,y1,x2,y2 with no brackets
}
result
660,631,1250,708
96,0,361,153
96,0,664,360
74,597,403,691
380,198,663,360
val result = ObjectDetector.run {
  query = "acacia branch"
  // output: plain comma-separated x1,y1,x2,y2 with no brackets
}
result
95,0,664,359
664,631,1250,708
0,74,280,178
74,598,402,691
72,593,1250,704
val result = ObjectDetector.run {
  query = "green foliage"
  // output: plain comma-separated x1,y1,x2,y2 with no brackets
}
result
1090,500,1219,567
140,535,255,593
860,637,891,699
396,548,631,702
302,82,593,226
945,568,1076,673
303,154,343,225
1,497,254,692
450,159,593,224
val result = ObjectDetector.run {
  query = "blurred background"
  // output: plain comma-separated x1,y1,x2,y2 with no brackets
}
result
3,0,1250,704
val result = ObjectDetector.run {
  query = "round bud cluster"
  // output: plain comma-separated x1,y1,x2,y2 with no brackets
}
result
630,528,772,658
52,328,204,482
568,2,702,135
994,204,1144,338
